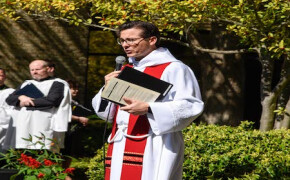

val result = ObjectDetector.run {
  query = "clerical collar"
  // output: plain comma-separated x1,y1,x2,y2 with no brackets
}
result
132,59,140,67
0,84,8,90
35,76,54,82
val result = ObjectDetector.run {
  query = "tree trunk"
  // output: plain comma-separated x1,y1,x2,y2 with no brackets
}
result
260,93,277,131
259,50,290,131
274,56,290,129
259,48,275,131
281,98,290,129
274,83,290,129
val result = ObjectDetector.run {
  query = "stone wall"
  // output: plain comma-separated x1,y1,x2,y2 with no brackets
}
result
0,16,89,102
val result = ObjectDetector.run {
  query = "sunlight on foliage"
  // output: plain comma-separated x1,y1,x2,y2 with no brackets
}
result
0,0,288,58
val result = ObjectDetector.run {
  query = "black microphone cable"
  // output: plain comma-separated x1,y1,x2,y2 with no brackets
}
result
102,102,112,178
102,55,126,177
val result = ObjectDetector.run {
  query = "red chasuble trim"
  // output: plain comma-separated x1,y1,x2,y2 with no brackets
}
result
105,62,171,180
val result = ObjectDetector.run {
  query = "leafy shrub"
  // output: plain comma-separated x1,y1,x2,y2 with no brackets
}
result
183,121,290,179
85,144,107,180
85,121,290,179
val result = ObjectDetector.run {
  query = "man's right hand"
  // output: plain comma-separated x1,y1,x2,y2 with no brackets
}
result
104,70,121,87
18,95,35,107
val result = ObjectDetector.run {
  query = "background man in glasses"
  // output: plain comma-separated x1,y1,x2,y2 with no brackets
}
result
6,60,71,151
92,21,204,180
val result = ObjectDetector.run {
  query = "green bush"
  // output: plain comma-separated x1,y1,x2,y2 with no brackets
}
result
85,121,290,180
183,121,290,179
85,144,107,180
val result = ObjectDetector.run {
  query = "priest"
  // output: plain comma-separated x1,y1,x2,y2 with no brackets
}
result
92,21,204,180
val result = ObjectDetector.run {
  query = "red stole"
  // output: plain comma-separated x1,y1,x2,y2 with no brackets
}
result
105,63,171,180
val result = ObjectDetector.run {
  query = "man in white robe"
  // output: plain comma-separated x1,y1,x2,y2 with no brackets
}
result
0,68,15,152
6,60,71,151
92,21,204,180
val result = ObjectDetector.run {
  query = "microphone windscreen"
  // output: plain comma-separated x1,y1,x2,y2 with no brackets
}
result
115,56,126,64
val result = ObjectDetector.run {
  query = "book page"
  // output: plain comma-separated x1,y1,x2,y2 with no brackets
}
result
101,78,160,105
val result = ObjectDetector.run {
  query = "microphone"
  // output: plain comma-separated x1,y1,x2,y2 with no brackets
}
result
72,100,92,112
115,56,126,70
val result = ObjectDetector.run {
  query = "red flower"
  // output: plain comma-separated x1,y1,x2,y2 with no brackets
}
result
64,167,75,174
44,159,55,166
37,172,45,178
18,153,41,169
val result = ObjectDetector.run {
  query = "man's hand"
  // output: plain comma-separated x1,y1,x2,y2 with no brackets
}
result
120,97,150,115
18,95,35,107
104,70,121,87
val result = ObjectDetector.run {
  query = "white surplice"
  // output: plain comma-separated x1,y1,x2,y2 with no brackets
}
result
11,78,71,150
92,47,204,180
0,88,15,151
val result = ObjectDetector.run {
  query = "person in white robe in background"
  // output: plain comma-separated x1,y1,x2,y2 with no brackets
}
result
0,68,15,152
92,21,204,180
6,60,71,151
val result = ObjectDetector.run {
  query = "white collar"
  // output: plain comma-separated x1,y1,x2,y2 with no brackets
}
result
128,47,179,68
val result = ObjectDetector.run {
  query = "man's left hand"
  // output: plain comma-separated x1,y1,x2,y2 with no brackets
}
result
120,97,150,115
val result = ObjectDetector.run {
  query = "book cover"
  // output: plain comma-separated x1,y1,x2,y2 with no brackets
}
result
15,83,44,98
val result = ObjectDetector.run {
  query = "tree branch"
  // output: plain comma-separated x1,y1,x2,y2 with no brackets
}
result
214,17,260,32
18,10,257,55
22,11,116,31
186,33,254,54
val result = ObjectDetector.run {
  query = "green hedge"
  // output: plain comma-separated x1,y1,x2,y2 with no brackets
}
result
85,121,290,180
183,121,289,179
85,146,106,180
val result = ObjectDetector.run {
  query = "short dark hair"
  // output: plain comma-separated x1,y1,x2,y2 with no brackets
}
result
43,59,55,69
66,79,79,89
117,21,160,46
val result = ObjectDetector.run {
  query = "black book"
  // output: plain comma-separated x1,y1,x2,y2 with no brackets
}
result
118,66,173,99
101,66,173,105
15,83,44,98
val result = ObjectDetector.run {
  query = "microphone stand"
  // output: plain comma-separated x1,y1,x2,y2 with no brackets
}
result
71,100,92,112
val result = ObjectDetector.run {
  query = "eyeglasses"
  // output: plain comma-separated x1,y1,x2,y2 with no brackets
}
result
117,37,146,45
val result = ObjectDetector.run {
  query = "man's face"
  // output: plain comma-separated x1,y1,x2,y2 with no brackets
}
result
29,60,50,81
119,28,157,61
0,70,6,85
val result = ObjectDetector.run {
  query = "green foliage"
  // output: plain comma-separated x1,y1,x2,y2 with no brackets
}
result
0,134,75,180
87,30,124,99
85,122,290,179
69,157,91,179
89,0,289,58
85,143,107,180
274,106,286,116
183,121,290,179
1,0,288,58
220,0,290,58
